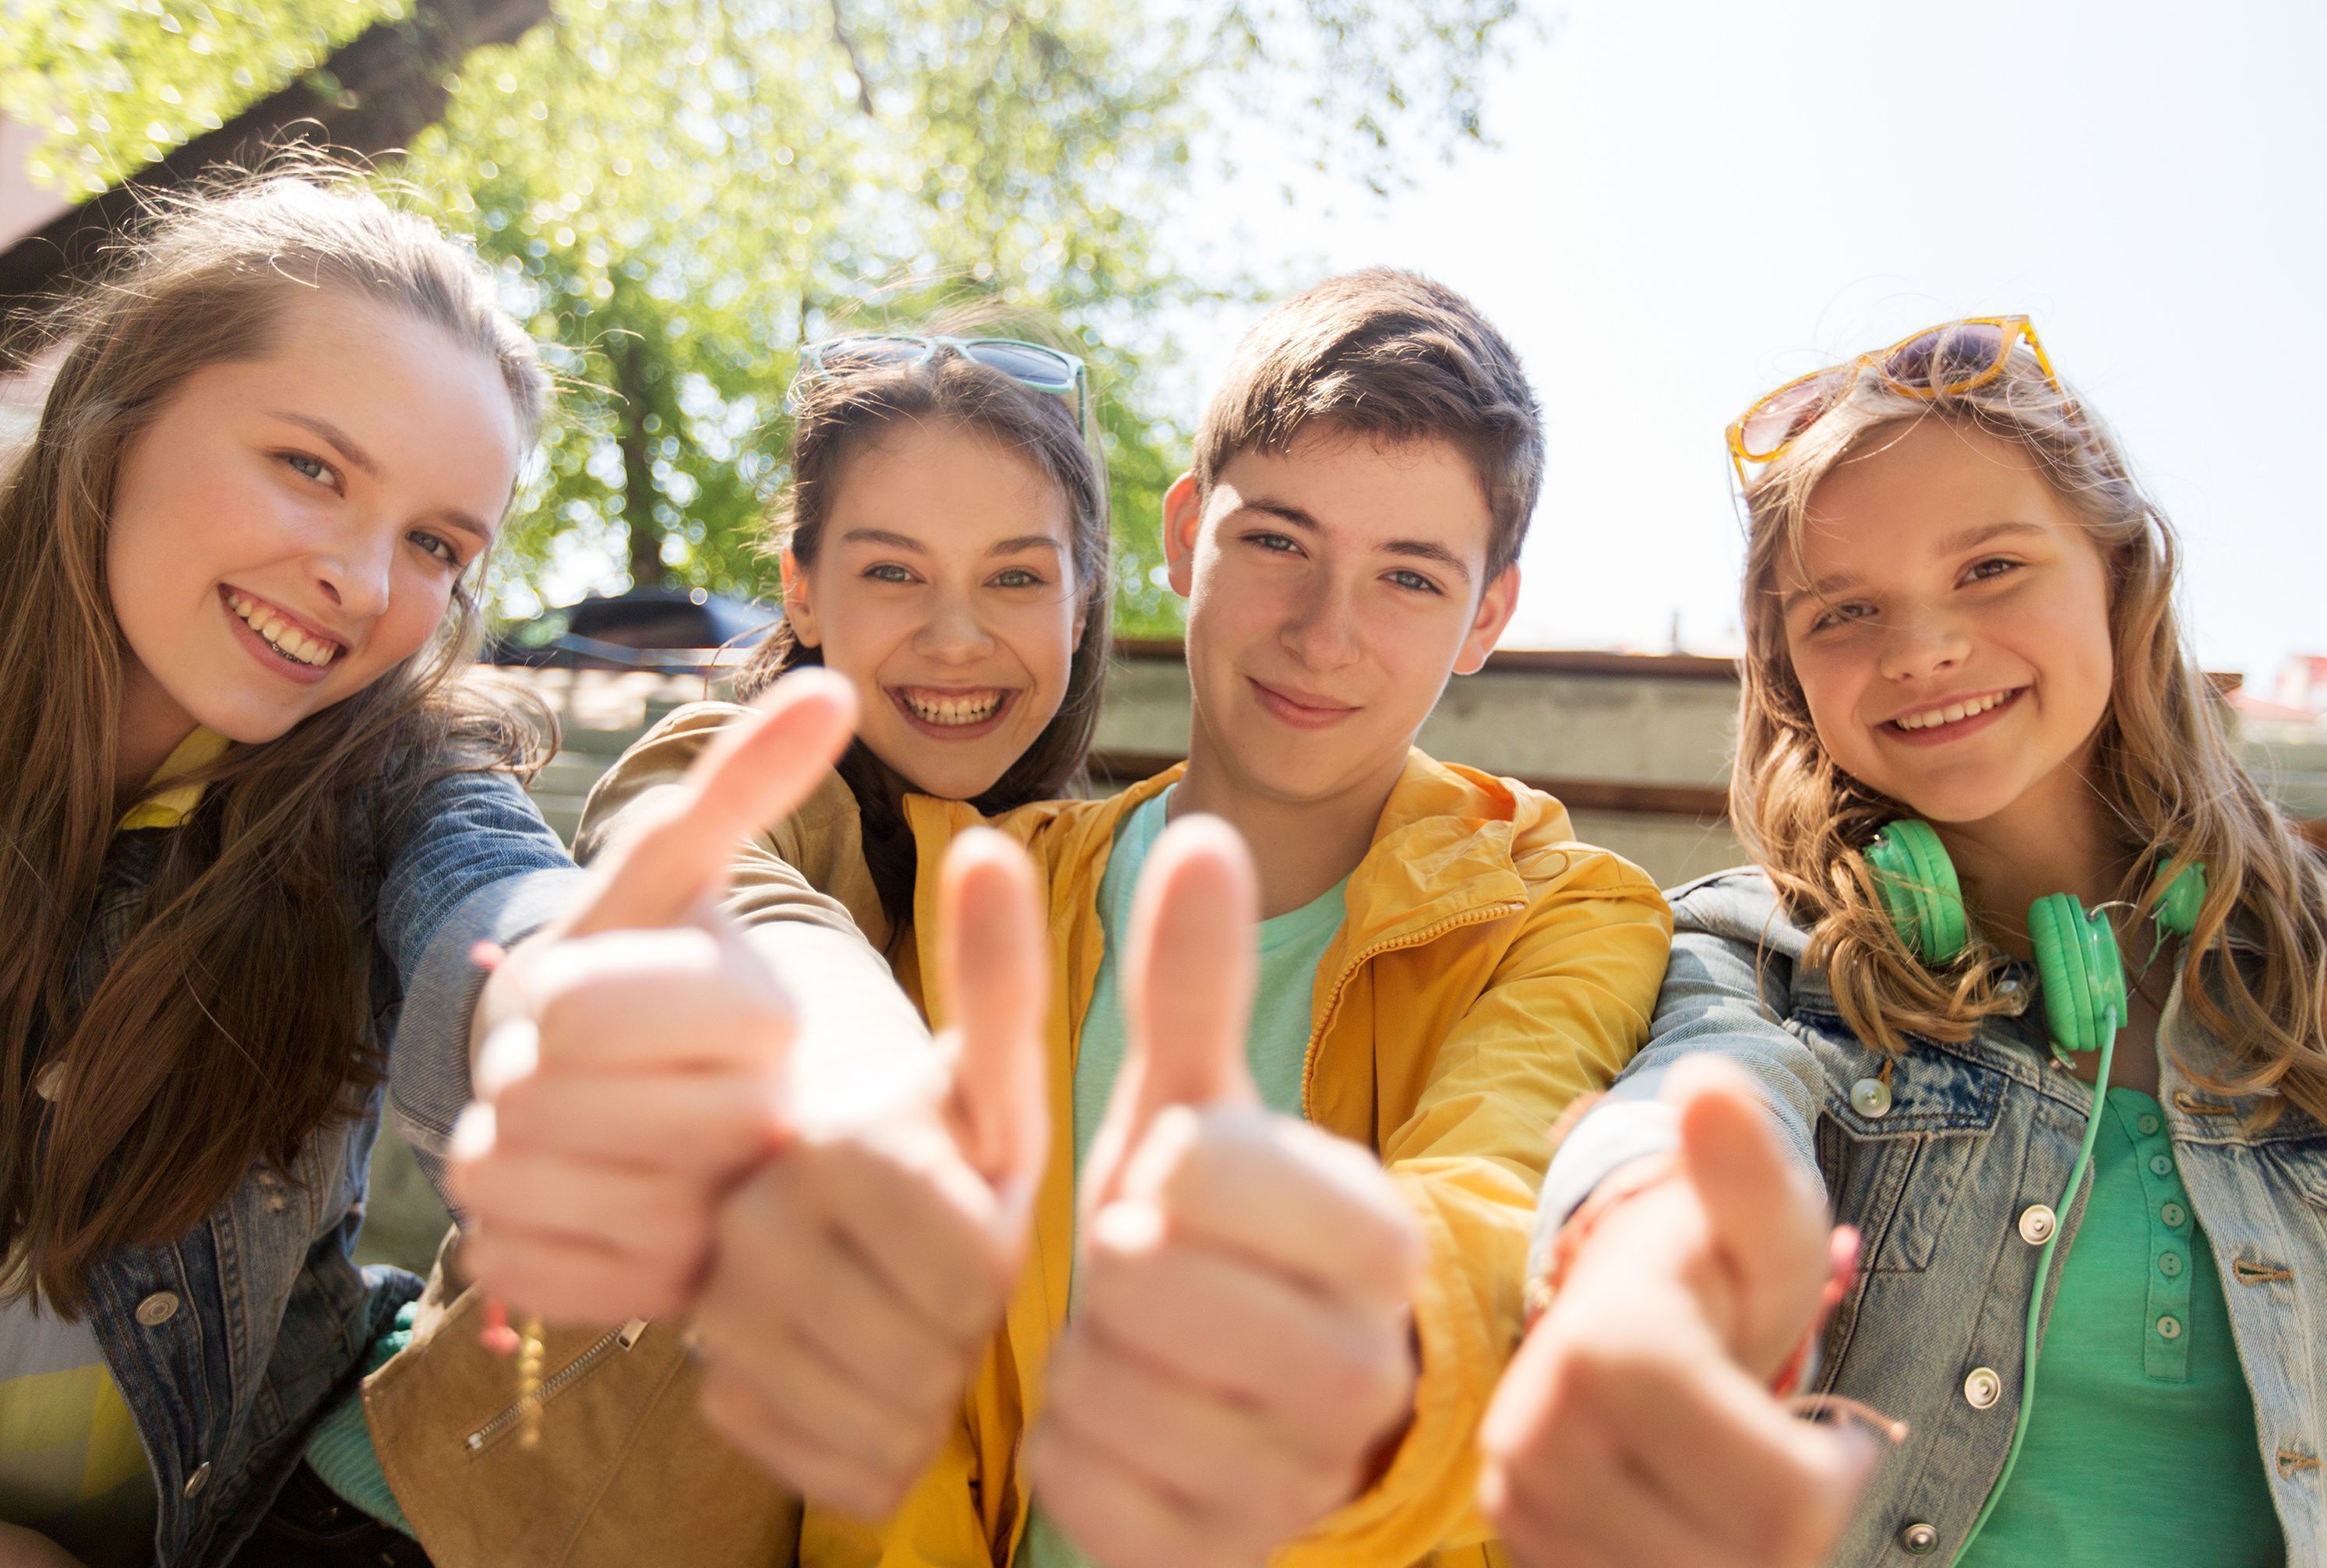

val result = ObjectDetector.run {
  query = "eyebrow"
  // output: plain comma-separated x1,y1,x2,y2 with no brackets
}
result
1232,500,1475,586
268,410,494,544
1780,520,2050,610
837,528,1065,556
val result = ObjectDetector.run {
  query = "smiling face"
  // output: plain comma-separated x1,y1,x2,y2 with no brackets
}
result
1165,425,1519,811
104,288,522,770
1779,418,2117,826
782,417,1086,801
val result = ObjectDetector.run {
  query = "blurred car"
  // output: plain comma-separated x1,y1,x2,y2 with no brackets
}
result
483,585,779,671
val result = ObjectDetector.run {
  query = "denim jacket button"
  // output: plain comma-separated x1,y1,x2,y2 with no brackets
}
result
1851,1077,1893,1118
1962,1365,2003,1409
2017,1204,2057,1245
1900,1521,1941,1554
135,1291,181,1327
182,1462,211,1499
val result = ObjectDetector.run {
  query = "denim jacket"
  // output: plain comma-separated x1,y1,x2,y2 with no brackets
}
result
68,766,582,1566
1536,868,2327,1566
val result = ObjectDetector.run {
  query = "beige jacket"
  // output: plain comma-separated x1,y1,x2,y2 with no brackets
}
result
364,702,898,1568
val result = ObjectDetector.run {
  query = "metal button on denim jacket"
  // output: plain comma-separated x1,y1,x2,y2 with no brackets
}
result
64,766,584,1566
1538,868,2325,1566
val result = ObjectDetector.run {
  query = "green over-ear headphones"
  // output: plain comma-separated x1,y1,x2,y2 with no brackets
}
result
1861,819,2206,1563
1865,818,2205,1055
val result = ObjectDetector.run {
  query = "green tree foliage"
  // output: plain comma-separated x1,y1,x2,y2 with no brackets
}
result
4,0,1528,634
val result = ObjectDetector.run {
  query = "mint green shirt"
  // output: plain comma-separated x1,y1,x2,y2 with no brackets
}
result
1963,1087,2280,1567
1017,786,1350,1568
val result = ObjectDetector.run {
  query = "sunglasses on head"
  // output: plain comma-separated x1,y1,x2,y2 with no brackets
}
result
790,333,1089,429
1725,315,2067,484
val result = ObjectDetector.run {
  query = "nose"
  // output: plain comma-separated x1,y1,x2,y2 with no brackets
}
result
913,583,998,665
313,519,395,621
1278,568,1363,671
1874,606,1971,685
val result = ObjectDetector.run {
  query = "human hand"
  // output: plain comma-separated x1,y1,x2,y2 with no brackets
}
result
448,668,857,1323
1025,816,1426,1568
688,824,1051,1517
0,1523,89,1568
1479,1058,1881,1568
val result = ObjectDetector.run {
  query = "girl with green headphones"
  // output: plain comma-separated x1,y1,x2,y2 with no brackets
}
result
1479,319,2327,1568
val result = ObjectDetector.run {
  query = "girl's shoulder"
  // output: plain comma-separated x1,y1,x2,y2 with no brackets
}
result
1662,865,1814,962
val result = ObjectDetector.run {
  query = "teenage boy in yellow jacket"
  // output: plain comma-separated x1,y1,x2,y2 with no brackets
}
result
693,270,1674,1568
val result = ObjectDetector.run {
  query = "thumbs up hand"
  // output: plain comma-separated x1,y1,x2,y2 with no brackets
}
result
448,669,862,1325
686,825,1050,1518
1026,817,1426,1568
1478,1059,1879,1568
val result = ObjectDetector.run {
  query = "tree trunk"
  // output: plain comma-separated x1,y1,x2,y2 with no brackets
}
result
612,330,664,589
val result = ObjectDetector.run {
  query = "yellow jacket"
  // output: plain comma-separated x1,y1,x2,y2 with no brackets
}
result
806,751,1672,1568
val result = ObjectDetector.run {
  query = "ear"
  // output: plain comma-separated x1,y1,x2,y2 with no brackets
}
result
1454,562,1521,676
779,548,821,650
1161,472,1203,599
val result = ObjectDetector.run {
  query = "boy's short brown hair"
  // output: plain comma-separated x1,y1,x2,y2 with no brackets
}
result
1192,268,1543,580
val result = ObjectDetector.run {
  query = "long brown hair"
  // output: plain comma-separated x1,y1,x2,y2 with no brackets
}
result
733,334,1113,936
1734,351,2327,1127
0,171,552,1311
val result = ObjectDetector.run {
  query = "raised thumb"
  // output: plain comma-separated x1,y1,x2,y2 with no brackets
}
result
1670,1055,1832,1375
1083,815,1260,1205
569,667,856,937
937,828,1051,1201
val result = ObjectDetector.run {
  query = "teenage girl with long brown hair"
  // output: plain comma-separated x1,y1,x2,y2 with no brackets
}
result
1483,319,2327,1567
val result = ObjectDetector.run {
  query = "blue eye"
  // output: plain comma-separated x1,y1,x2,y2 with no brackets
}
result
1387,569,1440,595
281,451,337,485
1810,601,1874,633
1247,532,1299,554
865,563,916,584
409,530,460,566
990,567,1045,589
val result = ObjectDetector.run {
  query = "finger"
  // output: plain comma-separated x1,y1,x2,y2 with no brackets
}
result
1084,816,1260,1207
936,829,1050,1197
488,1068,784,1174
1668,1056,1832,1370
791,1133,1022,1344
1024,1422,1226,1568
1044,1327,1334,1529
703,1162,982,1404
450,1147,714,1275
1120,1105,1424,1304
1076,1211,1409,1450
696,1320,936,1479
570,667,856,936
522,927,795,1073
458,1223,688,1326
698,1362,915,1520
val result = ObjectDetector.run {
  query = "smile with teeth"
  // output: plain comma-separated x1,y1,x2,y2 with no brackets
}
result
1889,689,2018,732
897,688,1007,726
227,592,340,668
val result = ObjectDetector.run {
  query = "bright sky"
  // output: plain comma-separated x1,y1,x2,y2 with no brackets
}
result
1176,0,2326,687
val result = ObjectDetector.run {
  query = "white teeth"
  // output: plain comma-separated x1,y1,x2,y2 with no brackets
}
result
901,690,1004,726
1895,692,2008,731
229,594,336,668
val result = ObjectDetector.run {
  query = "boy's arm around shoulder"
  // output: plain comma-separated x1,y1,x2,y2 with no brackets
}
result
1532,877,1825,1266
1280,845,1673,1564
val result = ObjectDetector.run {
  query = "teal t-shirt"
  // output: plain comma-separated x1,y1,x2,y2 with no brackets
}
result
1962,1087,2281,1566
1017,785,1350,1568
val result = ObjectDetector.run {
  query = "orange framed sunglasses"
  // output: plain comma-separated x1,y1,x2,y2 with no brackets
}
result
1724,315,2066,484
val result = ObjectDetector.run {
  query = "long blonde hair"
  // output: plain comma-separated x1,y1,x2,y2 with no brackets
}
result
1734,349,2327,1126
1,170,551,1311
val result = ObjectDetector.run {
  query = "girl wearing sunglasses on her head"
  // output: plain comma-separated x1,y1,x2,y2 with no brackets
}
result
320,328,1115,1568
1479,319,2327,1568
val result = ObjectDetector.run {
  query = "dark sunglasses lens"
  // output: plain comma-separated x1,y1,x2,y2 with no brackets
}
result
1883,323,2008,393
1740,378,1842,459
961,340,1076,389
